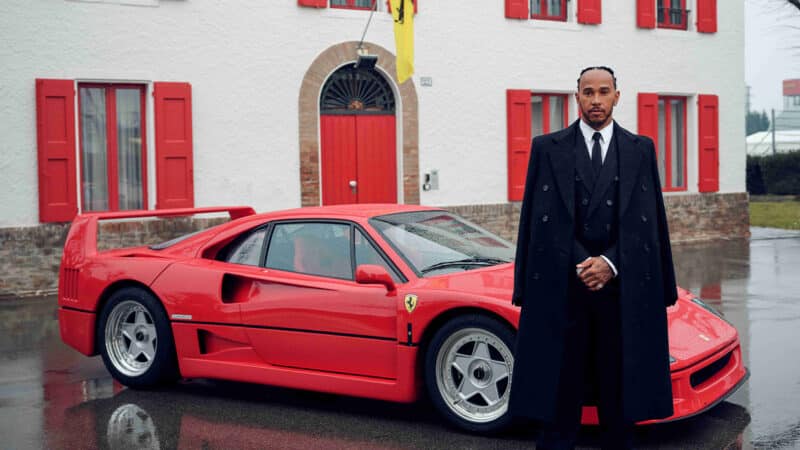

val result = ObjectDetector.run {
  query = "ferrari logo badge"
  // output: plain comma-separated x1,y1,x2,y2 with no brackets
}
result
405,294,418,313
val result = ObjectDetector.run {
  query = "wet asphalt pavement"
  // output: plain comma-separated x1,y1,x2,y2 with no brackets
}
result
1,228,800,449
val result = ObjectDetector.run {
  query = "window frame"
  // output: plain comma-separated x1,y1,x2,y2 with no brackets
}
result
657,0,689,30
531,0,567,21
658,95,688,192
77,82,148,212
330,0,374,10
531,92,570,136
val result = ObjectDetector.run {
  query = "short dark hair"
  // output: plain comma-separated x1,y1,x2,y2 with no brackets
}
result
577,66,617,89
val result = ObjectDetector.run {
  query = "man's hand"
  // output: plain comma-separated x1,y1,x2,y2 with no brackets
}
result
576,257,614,291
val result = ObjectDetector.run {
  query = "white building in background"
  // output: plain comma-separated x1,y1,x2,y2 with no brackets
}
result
1,0,744,233
747,79,800,155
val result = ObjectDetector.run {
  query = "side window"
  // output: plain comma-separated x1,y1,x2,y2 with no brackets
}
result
223,228,268,266
354,229,401,282
266,223,353,279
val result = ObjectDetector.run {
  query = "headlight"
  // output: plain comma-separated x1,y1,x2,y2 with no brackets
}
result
691,297,731,324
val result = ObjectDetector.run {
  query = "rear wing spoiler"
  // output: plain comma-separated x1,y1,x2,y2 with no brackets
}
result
61,206,256,265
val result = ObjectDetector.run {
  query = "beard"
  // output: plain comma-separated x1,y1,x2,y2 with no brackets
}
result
582,105,614,129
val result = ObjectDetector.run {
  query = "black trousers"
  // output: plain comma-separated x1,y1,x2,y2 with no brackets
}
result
537,278,633,450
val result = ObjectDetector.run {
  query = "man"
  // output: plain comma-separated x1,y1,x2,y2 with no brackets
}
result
510,67,677,450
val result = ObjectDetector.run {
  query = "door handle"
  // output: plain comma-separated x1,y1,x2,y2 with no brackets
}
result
349,180,357,194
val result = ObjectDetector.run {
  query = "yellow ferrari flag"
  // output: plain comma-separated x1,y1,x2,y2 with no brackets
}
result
391,0,414,84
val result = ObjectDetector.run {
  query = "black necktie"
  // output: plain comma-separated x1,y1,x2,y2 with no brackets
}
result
591,132,603,175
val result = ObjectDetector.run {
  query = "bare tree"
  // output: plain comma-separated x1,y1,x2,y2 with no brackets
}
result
788,0,800,12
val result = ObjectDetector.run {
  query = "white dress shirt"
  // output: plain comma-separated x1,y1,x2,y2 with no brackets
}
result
577,119,618,278
579,119,614,163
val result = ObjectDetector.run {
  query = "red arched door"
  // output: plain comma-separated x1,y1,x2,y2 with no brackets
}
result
320,66,397,205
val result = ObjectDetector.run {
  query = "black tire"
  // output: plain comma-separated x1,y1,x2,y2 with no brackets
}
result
424,314,516,434
96,287,179,388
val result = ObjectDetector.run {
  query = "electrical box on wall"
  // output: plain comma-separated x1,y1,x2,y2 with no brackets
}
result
422,170,439,191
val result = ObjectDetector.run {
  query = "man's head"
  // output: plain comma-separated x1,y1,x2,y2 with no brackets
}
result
575,66,620,130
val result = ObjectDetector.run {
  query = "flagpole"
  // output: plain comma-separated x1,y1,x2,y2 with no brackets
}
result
357,0,378,53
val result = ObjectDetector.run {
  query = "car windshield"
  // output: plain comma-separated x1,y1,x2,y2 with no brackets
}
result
369,211,515,276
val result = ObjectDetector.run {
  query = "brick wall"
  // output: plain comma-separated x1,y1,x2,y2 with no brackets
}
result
0,193,748,298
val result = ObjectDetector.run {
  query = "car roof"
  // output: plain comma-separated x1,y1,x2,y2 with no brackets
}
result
249,203,444,221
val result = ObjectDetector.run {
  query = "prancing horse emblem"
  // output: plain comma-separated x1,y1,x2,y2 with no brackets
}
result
405,294,418,313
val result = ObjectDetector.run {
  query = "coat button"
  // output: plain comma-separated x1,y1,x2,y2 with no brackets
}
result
641,215,648,223
641,184,647,191
542,215,549,223
582,198,589,206
533,273,540,280
584,223,590,231
605,224,611,231
645,273,652,281
606,199,613,206
644,244,650,252
542,184,549,191
614,175,619,182
575,175,581,181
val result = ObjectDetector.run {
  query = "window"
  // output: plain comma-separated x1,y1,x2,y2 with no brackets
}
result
532,93,568,137
330,0,373,10
79,84,147,212
354,229,401,282
221,228,268,266
266,223,353,279
531,0,566,21
657,0,688,30
656,96,687,191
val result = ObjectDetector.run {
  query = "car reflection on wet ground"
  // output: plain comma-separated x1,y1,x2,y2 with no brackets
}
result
1,228,799,449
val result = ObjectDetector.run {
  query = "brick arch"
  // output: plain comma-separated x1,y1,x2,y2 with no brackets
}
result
298,41,419,206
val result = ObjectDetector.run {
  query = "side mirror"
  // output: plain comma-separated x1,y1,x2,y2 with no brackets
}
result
355,264,396,293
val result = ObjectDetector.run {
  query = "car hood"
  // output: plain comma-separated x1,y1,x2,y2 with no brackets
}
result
417,267,738,370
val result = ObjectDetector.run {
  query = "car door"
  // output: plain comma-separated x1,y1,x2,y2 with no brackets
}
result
238,221,401,379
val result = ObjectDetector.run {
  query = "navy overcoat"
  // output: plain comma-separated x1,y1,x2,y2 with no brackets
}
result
510,120,677,423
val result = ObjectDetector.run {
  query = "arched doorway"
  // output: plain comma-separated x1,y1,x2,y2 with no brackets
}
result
319,65,397,205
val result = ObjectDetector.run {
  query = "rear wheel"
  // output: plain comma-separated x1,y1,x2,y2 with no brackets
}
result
424,315,515,433
97,287,178,388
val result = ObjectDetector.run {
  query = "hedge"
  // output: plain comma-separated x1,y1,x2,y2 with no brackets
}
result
747,150,800,195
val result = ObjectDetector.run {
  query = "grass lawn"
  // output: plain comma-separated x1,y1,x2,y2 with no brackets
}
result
750,201,800,230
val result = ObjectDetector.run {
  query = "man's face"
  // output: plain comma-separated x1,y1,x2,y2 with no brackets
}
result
575,69,620,130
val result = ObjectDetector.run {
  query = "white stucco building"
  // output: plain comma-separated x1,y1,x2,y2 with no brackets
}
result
0,0,747,294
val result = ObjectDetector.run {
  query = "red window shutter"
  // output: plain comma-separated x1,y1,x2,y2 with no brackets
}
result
698,94,719,193
696,0,717,33
507,90,532,201
298,0,326,8
637,0,655,28
577,0,602,24
154,82,194,209
637,93,659,151
505,0,529,19
36,79,78,223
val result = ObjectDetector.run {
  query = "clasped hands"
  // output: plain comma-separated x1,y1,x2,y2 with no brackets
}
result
576,256,614,291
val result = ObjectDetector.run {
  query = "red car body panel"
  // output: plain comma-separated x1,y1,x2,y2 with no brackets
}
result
58,204,749,425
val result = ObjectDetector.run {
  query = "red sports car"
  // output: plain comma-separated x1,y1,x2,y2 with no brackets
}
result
58,204,749,433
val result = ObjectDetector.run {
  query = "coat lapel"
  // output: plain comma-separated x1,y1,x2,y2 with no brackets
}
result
585,134,619,218
616,123,644,218
548,121,579,219
573,132,596,192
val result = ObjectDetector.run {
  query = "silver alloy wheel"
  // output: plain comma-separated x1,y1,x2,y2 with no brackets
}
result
435,327,513,424
105,300,158,377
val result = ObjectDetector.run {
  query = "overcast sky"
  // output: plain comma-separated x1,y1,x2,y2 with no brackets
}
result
745,0,800,112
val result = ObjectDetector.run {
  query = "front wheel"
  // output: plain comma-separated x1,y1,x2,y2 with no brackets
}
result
424,315,515,433
97,287,179,388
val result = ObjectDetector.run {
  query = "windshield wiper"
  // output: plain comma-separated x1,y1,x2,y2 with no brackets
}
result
420,257,510,274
